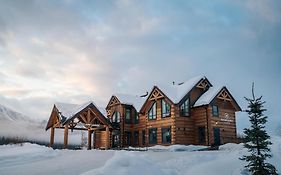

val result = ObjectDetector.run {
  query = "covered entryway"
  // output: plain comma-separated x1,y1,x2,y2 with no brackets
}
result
46,101,113,150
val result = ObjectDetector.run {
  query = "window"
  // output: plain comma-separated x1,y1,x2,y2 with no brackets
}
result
134,112,139,124
112,112,120,123
149,128,157,144
125,108,131,124
180,98,190,116
162,127,171,144
134,131,139,146
142,130,146,145
148,102,157,120
212,105,219,117
161,99,171,118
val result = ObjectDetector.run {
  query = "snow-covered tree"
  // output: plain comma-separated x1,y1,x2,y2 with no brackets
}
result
240,84,277,175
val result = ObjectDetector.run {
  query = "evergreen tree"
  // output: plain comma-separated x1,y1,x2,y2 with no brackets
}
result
241,84,277,175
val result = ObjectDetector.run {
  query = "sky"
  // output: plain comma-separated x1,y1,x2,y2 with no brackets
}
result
0,0,280,133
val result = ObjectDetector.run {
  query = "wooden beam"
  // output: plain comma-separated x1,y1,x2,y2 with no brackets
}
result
49,127,55,147
105,126,109,150
64,124,68,149
88,129,92,150
87,108,91,124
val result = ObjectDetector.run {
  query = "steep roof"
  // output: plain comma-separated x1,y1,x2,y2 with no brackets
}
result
157,75,208,104
55,101,107,121
114,93,146,112
194,86,223,107
194,86,241,111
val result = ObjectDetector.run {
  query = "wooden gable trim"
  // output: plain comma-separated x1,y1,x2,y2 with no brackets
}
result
65,103,112,129
148,87,164,101
106,96,121,109
45,105,60,131
211,87,241,111
196,78,212,90
140,86,174,113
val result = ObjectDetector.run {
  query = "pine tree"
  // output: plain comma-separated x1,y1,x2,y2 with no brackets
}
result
240,83,277,175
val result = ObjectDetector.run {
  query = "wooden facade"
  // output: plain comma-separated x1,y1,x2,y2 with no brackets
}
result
46,76,241,149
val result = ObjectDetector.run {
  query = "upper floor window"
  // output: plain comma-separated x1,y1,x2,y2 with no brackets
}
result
148,101,157,120
212,105,219,117
161,99,171,118
125,108,131,124
112,111,120,123
134,112,139,124
180,98,190,116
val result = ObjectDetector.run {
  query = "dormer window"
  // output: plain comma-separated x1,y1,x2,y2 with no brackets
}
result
148,101,157,120
112,112,120,123
161,99,171,118
180,98,190,116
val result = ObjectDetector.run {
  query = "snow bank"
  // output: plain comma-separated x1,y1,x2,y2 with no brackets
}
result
148,144,207,152
82,151,176,175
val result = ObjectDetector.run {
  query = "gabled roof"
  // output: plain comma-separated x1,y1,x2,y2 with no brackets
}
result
157,75,210,104
194,86,241,111
194,86,223,107
107,93,146,112
63,101,109,125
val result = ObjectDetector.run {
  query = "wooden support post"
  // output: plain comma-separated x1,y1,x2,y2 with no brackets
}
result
88,129,92,150
64,124,68,149
49,127,55,147
105,126,109,150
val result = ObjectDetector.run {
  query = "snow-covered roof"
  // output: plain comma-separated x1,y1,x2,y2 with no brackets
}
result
157,75,206,104
55,101,106,121
114,93,146,112
194,86,224,107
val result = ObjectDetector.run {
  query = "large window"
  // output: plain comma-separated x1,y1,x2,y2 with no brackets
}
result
148,102,157,120
125,131,131,146
112,112,120,123
134,131,139,146
149,128,157,144
180,98,190,116
161,99,171,118
125,108,131,124
212,105,219,117
162,127,171,144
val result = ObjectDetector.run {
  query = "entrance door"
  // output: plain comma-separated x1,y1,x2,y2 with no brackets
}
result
213,128,221,146
198,127,205,145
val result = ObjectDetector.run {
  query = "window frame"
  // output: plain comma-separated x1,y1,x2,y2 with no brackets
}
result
148,128,157,144
212,105,219,117
161,99,171,118
180,98,190,117
125,108,131,124
161,127,171,144
148,101,157,120
112,111,120,123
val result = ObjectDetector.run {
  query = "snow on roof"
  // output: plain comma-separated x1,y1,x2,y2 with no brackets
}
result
114,93,146,112
194,86,224,107
54,102,79,118
55,101,106,122
157,75,206,104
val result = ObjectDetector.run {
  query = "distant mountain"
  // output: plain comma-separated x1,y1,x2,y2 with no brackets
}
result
0,104,32,122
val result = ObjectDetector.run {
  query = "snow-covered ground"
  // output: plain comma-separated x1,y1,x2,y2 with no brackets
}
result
0,136,280,175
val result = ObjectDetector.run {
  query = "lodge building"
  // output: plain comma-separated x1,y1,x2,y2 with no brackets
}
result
46,76,241,150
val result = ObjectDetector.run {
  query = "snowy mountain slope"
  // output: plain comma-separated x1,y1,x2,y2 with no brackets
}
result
0,104,31,122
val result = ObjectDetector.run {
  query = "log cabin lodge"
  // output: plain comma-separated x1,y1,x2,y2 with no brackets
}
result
46,76,241,150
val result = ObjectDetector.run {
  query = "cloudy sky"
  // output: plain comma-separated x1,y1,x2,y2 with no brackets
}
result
0,0,280,132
